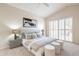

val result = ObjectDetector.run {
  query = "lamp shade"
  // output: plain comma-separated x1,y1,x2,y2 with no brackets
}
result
12,29,20,34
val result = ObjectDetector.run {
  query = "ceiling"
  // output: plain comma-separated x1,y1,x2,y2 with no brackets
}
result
7,3,77,18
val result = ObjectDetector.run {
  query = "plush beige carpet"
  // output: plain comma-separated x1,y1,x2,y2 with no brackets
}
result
0,47,34,56
61,42,79,56
0,41,79,56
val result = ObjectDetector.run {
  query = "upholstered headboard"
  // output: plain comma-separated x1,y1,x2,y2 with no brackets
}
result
21,28,42,40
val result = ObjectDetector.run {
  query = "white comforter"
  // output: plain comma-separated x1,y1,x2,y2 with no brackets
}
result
23,36,57,50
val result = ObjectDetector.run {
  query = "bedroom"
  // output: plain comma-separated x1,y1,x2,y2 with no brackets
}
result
0,3,79,56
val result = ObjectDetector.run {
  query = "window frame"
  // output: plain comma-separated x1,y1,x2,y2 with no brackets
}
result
49,17,72,42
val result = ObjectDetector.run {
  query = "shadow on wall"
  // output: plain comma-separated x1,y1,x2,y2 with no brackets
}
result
0,18,21,49
0,22,13,49
0,22,11,37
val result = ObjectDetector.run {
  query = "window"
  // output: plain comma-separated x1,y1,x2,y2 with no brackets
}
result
49,17,72,42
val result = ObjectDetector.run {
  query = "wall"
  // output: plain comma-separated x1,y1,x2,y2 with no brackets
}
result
0,4,45,49
45,4,79,44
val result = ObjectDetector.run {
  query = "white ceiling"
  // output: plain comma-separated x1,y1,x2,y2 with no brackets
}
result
7,3,76,18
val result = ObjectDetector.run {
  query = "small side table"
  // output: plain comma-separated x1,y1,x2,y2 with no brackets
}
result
8,39,22,49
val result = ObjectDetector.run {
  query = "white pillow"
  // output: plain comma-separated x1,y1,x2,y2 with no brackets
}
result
26,33,37,40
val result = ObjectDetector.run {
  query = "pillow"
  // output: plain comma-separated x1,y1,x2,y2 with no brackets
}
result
21,33,26,39
26,34,32,39
31,33,37,39
36,33,42,38
26,33,37,40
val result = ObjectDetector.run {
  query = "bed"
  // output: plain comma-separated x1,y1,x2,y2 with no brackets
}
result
22,36,57,56
21,28,57,56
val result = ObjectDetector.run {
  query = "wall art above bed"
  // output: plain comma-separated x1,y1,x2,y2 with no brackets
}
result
23,17,37,28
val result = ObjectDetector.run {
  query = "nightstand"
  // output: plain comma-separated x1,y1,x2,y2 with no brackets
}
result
8,38,22,49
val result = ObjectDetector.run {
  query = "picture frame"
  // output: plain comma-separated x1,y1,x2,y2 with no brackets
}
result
23,17,37,28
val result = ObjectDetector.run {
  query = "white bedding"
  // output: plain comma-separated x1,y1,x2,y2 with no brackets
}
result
22,36,57,56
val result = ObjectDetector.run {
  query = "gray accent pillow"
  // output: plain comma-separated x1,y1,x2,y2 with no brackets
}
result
31,33,37,39
26,33,37,39
37,33,42,38
21,33,26,39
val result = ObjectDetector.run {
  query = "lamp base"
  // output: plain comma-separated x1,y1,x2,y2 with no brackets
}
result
14,34,17,40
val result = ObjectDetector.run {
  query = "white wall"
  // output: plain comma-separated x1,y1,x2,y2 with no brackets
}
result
0,4,45,49
45,4,79,44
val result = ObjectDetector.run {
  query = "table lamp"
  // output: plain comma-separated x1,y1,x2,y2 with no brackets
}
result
12,29,20,39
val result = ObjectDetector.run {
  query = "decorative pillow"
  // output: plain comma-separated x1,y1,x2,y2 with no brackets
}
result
36,33,42,38
31,33,37,39
26,34,32,39
21,33,26,39
26,33,37,40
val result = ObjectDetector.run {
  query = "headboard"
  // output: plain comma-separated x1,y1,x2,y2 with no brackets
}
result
21,28,42,40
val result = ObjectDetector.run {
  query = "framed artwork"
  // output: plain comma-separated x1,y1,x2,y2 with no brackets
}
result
23,17,37,28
